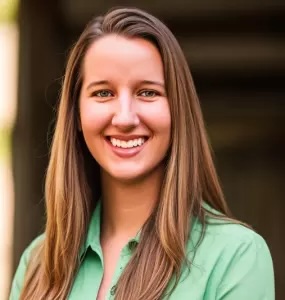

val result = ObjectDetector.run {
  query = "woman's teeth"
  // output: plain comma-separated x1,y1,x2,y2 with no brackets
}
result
110,137,146,148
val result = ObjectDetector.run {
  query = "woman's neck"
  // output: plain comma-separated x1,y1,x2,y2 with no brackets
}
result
100,166,164,240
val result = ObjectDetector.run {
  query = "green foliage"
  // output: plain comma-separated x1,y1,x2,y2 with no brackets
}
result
0,0,19,23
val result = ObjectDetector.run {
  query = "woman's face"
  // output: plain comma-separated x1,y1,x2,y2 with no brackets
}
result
79,34,171,182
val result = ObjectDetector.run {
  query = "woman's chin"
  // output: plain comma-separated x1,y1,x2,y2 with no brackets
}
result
108,171,145,184
101,165,150,184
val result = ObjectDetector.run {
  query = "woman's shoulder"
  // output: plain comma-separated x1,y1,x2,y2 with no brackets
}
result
9,234,45,300
17,234,45,268
187,205,275,299
190,204,272,263
195,203,266,244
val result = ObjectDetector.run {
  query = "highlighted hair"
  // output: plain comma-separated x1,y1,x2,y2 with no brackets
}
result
20,7,234,300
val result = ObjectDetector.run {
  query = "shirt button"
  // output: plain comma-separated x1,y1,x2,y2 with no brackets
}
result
128,240,138,251
110,285,117,296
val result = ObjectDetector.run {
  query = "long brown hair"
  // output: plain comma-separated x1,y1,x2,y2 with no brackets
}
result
20,7,235,300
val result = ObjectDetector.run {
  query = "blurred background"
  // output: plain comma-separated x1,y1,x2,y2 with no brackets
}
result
0,0,284,299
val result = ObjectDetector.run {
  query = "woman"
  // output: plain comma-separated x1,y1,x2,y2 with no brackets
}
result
10,7,274,300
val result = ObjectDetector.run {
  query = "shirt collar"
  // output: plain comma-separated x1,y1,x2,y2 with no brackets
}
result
79,200,212,260
79,200,141,260
79,200,102,260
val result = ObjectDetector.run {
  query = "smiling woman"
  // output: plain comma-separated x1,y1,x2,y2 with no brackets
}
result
9,7,274,300
79,35,170,182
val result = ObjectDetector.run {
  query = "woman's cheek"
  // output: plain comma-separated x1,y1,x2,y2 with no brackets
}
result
142,101,171,132
80,101,112,133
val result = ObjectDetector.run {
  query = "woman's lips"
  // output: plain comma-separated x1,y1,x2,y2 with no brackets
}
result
105,137,148,158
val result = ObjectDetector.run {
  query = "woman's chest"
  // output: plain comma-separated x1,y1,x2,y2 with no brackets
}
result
68,249,217,300
68,247,130,300
96,245,123,300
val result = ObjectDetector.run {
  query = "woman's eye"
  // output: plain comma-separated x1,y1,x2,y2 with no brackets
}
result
139,90,158,98
92,90,113,97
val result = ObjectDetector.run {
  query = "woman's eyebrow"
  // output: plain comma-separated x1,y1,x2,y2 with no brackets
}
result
139,80,165,88
86,80,165,91
86,80,109,91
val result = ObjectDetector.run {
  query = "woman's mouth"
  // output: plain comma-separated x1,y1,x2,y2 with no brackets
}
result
105,136,149,158
109,137,146,148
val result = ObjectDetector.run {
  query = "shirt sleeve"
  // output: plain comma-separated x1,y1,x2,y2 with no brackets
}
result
9,235,44,300
216,233,275,300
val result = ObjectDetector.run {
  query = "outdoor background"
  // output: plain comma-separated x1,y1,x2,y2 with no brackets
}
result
0,0,284,299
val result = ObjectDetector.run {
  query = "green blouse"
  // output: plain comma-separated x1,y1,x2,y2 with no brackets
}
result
10,202,274,299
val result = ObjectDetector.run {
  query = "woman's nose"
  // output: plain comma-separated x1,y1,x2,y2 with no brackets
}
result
111,95,140,130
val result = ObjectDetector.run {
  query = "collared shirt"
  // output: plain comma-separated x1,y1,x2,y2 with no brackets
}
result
10,202,274,300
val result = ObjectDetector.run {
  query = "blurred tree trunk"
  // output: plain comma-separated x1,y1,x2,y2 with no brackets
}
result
12,0,63,277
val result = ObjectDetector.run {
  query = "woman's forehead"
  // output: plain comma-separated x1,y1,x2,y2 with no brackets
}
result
82,35,164,82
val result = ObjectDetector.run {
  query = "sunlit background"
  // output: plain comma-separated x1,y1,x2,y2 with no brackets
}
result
0,0,18,298
0,0,284,299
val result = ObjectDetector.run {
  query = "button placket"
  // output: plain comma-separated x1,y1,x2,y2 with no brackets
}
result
108,241,138,299
108,250,126,299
